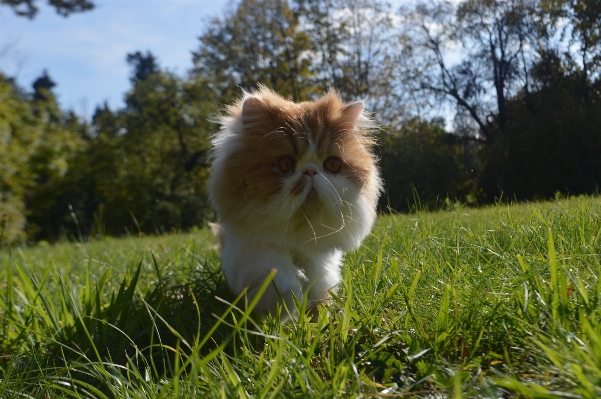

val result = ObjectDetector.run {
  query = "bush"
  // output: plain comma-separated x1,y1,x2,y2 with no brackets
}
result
378,119,479,212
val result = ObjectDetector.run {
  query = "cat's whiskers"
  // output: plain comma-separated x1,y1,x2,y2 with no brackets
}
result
297,199,319,217
253,171,333,241
285,172,346,243
339,199,361,222
299,206,318,245
266,207,293,261
298,208,346,244
245,189,297,245
301,184,361,234
299,202,335,231
298,175,352,244
300,221,347,244
317,174,345,208
239,186,283,214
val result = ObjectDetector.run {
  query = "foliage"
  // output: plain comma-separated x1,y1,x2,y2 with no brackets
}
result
27,70,218,241
3,0,601,240
0,72,84,244
0,75,32,244
295,0,403,126
399,0,541,142
2,0,94,19
565,0,601,87
399,0,601,201
1,196,600,397
126,51,160,84
192,0,314,103
32,70,56,101
193,0,403,126
378,119,479,212
481,68,601,200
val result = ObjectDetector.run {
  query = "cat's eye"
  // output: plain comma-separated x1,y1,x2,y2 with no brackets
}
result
324,157,342,173
277,156,295,173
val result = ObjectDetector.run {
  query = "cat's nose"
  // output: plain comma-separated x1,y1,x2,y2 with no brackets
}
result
303,167,318,177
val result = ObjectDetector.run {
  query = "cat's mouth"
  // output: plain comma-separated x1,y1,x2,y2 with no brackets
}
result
305,186,318,200
291,176,320,205
290,173,338,215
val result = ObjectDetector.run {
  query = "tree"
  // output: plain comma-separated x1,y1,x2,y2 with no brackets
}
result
0,75,34,244
193,0,405,125
2,0,94,19
3,50,220,242
31,58,219,240
296,0,404,127
32,69,56,101
0,72,84,243
126,51,160,84
482,67,601,200
400,0,539,142
560,0,601,103
192,0,314,102
110,71,217,234
378,119,478,212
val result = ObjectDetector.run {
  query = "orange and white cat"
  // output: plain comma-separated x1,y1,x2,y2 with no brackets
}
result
208,86,382,320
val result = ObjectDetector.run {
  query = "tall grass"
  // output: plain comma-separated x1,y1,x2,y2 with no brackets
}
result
1,196,600,397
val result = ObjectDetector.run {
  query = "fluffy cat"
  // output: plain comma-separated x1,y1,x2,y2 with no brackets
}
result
208,86,382,320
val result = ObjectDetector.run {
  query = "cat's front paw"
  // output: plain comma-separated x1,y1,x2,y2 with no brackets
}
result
246,267,305,321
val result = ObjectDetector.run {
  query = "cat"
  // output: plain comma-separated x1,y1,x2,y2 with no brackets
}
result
207,86,382,320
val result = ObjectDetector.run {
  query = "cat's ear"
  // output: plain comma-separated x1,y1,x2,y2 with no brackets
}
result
242,97,262,118
341,101,365,124
241,96,264,128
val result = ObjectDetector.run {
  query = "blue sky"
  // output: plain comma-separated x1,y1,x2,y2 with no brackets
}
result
0,0,229,119
1,0,412,120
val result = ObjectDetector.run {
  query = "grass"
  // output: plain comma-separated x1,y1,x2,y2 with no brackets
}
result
1,195,600,398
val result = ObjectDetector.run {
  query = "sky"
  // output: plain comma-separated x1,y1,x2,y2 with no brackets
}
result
0,0,411,120
0,0,229,119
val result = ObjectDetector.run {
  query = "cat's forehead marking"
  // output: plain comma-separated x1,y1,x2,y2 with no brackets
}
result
295,140,318,165
272,114,311,156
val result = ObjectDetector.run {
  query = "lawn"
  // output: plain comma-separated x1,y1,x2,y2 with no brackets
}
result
1,196,600,398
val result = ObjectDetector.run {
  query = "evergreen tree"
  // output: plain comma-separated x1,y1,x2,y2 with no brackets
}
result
126,51,160,85
32,69,56,101
0,72,84,243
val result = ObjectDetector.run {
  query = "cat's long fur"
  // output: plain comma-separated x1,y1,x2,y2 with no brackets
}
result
208,86,382,319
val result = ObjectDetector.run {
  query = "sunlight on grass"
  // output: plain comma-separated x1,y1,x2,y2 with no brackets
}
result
1,196,600,397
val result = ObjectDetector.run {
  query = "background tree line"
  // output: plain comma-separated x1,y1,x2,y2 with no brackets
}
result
1,0,600,244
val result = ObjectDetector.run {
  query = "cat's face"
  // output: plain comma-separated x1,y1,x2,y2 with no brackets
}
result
208,87,382,250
